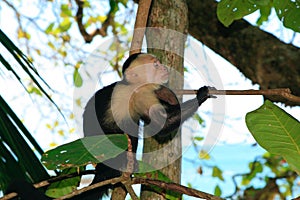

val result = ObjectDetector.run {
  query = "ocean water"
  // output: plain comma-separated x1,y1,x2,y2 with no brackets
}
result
181,143,267,199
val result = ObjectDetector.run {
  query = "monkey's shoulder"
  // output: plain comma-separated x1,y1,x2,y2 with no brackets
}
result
154,85,179,105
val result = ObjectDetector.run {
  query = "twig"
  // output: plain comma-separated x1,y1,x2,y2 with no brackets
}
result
129,0,152,55
121,134,139,200
1,175,223,200
0,192,18,200
175,88,300,103
0,170,96,200
55,176,223,200
74,0,113,42
132,177,224,200
54,177,123,200
123,183,139,200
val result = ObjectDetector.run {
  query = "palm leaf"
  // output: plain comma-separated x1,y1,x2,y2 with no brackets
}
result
0,29,65,120
0,96,50,191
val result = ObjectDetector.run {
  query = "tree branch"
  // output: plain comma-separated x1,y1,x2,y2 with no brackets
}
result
121,134,138,200
74,0,113,43
176,88,300,104
1,172,223,200
129,0,152,55
54,177,123,200
132,177,224,200
187,0,300,106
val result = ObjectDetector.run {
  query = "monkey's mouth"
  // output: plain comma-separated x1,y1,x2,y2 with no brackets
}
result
162,72,169,78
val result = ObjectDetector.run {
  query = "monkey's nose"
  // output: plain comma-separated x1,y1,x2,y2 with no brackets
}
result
161,64,168,72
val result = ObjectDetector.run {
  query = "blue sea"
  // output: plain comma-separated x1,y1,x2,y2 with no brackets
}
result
181,143,299,199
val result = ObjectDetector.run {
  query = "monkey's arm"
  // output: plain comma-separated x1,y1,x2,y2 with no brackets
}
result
144,86,211,137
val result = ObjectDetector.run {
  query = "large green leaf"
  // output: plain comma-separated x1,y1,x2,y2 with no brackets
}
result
217,0,259,27
217,0,300,33
41,135,128,170
274,0,300,32
246,100,300,174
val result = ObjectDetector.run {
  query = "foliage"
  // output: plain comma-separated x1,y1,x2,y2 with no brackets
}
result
246,100,300,174
1,0,300,199
0,30,61,112
217,0,300,32
229,153,298,199
136,162,181,199
0,95,50,191
41,134,128,170
0,30,54,191
45,167,83,198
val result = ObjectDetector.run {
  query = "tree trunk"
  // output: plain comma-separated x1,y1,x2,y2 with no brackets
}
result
140,0,188,199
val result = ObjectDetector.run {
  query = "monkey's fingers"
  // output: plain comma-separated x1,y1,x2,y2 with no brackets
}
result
207,86,217,98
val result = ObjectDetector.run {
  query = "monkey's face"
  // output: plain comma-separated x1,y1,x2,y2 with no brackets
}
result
147,59,169,84
125,54,169,84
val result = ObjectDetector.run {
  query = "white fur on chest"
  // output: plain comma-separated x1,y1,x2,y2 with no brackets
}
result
104,83,160,125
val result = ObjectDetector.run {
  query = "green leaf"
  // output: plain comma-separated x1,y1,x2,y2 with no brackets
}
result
284,9,300,32
193,113,205,127
27,84,43,96
242,161,263,185
214,184,222,196
246,100,300,174
17,28,31,39
248,0,270,7
135,161,171,181
199,150,210,160
45,22,55,34
41,134,128,170
212,166,224,181
193,136,204,141
217,0,259,27
274,0,300,32
73,68,83,87
257,3,272,25
45,167,83,198
135,162,181,199
59,18,72,32
60,4,72,17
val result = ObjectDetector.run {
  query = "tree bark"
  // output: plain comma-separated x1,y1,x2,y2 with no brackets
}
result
187,0,300,106
141,0,188,199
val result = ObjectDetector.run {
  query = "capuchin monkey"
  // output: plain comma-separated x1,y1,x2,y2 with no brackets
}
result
5,53,214,200
80,53,215,199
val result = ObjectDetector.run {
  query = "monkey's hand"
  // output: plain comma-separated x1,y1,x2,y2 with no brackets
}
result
196,86,216,105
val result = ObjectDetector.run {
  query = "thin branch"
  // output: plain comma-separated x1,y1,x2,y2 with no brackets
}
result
1,173,223,200
74,0,113,43
176,88,300,103
132,177,224,200
0,170,95,200
123,182,139,200
129,0,152,55
0,192,17,200
54,177,123,200
121,134,139,200
54,176,223,200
